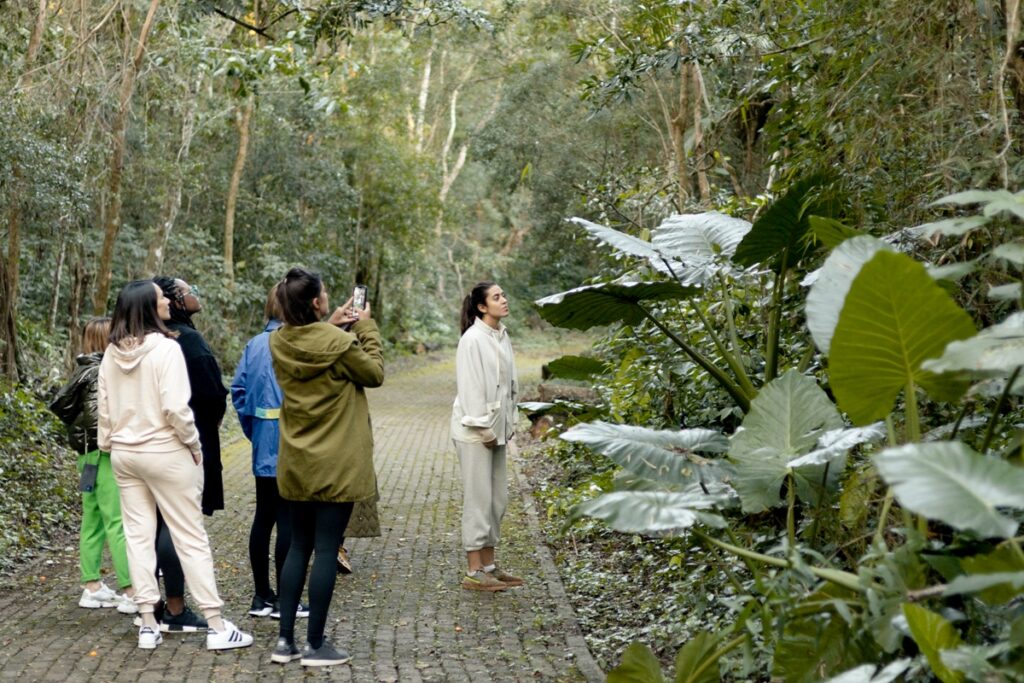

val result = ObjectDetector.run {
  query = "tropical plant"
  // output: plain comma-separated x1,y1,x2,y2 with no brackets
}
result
535,183,1024,680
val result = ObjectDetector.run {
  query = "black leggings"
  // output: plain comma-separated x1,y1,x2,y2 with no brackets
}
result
278,501,352,649
249,476,291,599
156,512,185,599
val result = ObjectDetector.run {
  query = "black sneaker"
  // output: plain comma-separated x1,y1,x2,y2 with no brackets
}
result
270,637,301,664
271,601,310,619
248,594,276,617
161,606,208,632
301,640,351,667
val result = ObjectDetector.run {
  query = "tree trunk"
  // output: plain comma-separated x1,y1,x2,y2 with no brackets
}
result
65,241,89,367
93,0,161,315
145,84,198,276
47,232,67,334
223,94,254,290
691,63,711,204
0,250,18,381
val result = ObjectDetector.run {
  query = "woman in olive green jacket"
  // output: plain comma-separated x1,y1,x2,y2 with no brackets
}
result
268,267,384,667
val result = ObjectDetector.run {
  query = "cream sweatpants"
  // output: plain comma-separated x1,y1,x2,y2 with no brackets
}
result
111,445,223,616
456,440,508,552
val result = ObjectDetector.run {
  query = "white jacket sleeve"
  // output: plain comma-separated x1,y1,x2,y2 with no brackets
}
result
97,356,112,452
455,333,497,440
158,343,202,454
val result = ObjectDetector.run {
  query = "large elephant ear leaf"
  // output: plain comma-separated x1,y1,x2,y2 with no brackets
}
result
545,354,605,381
874,442,1024,539
572,488,731,534
649,212,752,284
569,217,682,274
534,281,697,330
902,604,964,683
560,421,729,488
829,251,976,425
730,370,844,512
922,312,1024,378
805,236,895,355
733,174,826,267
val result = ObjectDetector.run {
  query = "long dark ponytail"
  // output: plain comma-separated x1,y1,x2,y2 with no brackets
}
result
460,281,496,336
276,267,323,326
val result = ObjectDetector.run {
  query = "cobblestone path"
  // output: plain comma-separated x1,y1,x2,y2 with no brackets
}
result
0,353,602,682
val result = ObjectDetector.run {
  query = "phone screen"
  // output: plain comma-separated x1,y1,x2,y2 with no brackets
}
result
352,285,368,311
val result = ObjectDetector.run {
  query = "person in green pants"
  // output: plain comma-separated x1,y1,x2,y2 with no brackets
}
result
50,318,136,613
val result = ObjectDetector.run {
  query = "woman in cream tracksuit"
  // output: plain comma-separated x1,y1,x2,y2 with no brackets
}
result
98,280,253,651
451,281,522,592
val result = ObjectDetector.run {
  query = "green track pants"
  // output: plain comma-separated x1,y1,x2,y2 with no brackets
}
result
78,450,131,589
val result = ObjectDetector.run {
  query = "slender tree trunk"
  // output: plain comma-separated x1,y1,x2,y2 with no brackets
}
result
145,84,198,276
413,41,434,153
47,232,67,334
691,63,711,204
66,241,89,366
0,250,17,381
93,0,161,314
224,94,254,290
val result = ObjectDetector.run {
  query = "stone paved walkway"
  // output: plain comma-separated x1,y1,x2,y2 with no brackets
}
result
0,353,602,682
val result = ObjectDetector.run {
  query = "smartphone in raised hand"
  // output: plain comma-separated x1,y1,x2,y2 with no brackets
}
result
351,284,368,315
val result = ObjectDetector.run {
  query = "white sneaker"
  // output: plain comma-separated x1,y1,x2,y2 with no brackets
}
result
206,619,254,651
79,587,118,609
115,593,138,614
138,625,162,649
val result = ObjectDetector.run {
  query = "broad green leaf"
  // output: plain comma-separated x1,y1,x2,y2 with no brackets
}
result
805,236,894,354
545,355,605,380
607,642,667,683
958,545,1024,605
569,217,683,275
922,312,1024,377
673,632,723,683
991,242,1024,266
733,175,825,267
830,251,976,424
874,442,1024,538
940,643,1015,681
788,424,885,467
903,604,963,683
824,660,911,683
943,571,1024,598
926,260,977,281
989,282,1022,301
808,215,859,249
911,215,990,238
561,421,729,488
931,189,1017,206
649,212,751,284
534,281,698,331
730,370,843,512
573,488,731,534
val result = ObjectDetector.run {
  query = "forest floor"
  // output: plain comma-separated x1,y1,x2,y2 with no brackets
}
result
0,348,603,682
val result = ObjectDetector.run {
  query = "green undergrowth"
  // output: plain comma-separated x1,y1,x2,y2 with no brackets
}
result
523,438,748,673
0,381,78,575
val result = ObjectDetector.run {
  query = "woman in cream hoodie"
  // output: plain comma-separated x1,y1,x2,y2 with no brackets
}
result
451,281,521,592
98,280,252,652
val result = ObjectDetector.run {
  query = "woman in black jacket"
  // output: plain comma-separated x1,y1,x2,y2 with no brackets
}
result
50,318,136,613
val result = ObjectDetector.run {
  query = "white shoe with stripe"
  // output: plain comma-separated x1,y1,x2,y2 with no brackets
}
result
206,619,254,650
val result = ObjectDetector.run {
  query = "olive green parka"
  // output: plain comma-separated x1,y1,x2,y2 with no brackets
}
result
269,319,384,503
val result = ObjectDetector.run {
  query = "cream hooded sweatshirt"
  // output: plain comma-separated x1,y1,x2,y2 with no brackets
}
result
98,332,201,456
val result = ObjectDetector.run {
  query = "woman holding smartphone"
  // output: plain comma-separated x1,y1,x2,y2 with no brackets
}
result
268,267,383,667
451,281,522,591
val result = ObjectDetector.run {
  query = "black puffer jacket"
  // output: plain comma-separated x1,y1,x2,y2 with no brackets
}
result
49,352,104,454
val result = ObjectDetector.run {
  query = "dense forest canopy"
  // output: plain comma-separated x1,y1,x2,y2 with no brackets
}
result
2,0,1019,382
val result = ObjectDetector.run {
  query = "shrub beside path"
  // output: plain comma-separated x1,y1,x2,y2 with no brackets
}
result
0,352,602,682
